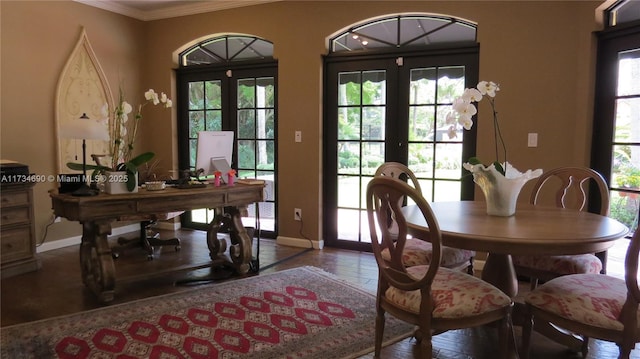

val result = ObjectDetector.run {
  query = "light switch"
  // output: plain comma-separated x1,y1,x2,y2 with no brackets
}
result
528,133,538,147
295,131,302,143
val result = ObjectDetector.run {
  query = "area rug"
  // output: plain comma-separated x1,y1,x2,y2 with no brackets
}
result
1,266,413,358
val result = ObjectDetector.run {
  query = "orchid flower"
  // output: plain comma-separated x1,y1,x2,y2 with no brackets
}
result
447,80,507,175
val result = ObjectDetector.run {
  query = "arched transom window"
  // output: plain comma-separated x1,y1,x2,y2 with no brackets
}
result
330,14,476,53
180,35,274,66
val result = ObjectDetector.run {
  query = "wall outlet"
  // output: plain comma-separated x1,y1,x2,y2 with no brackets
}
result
294,208,302,221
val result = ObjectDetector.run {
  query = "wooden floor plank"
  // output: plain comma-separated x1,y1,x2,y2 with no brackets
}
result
1,228,637,358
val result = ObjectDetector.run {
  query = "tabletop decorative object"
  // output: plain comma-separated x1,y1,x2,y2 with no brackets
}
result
447,81,542,216
227,169,236,186
463,162,542,216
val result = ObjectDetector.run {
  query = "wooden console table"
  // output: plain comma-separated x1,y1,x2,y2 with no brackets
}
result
50,183,264,303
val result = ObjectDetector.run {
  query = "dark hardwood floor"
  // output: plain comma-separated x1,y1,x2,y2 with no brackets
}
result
1,227,637,358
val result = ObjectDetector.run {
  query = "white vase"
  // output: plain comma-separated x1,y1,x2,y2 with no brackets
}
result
463,162,542,216
104,171,138,194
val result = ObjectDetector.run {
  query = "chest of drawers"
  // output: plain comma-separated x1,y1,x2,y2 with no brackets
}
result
1,182,40,277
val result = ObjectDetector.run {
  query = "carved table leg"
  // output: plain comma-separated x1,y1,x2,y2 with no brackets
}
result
482,253,518,298
205,206,252,275
207,207,228,260
79,220,116,303
227,206,252,275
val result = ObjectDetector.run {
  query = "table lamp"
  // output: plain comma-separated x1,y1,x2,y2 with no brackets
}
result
59,113,109,196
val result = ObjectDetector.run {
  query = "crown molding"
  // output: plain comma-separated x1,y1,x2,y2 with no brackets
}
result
75,0,280,21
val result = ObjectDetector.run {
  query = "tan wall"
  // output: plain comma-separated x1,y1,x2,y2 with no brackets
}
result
1,1,604,248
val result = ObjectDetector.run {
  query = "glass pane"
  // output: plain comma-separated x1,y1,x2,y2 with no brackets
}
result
420,179,434,202
435,143,463,179
360,176,373,208
437,67,466,103
360,209,372,243
409,106,435,141
189,139,197,168
191,208,209,224
257,77,275,107
189,111,205,138
609,191,639,234
205,110,222,130
437,104,461,141
359,18,397,46
238,109,256,139
618,50,640,96
205,80,222,109
612,144,640,189
408,143,434,177
362,107,385,140
401,17,450,44
238,78,256,108
410,68,436,104
338,141,360,174
614,98,640,143
189,82,204,110
238,169,255,178
361,143,384,176
338,107,361,140
184,47,218,66
256,140,274,170
338,175,360,208
238,140,255,168
257,109,275,139
434,180,462,201
338,72,361,106
337,208,361,241
362,71,386,105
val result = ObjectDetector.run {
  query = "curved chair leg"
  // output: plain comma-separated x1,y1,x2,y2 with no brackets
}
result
521,309,534,359
374,308,385,358
581,337,589,358
419,324,433,359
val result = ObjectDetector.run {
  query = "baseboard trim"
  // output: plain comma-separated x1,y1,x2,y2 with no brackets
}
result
276,236,324,249
36,224,140,253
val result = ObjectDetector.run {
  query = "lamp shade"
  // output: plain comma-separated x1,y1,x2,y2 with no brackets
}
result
59,114,109,141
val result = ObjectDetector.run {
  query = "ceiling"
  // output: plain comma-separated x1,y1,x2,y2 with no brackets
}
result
76,0,280,21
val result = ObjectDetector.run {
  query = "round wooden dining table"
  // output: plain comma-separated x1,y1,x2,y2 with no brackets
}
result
401,201,629,298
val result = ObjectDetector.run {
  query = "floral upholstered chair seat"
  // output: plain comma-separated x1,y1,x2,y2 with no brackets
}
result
512,254,602,276
386,265,511,319
381,237,475,270
525,273,636,331
521,228,640,359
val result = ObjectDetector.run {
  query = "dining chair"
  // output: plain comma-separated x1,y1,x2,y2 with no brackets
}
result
521,224,639,359
512,167,610,289
366,176,513,359
374,162,475,274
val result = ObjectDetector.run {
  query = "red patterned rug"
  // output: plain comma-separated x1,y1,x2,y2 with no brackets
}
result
1,266,413,358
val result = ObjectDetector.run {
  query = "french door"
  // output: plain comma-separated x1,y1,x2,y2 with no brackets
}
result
177,63,277,237
323,49,478,251
592,22,640,234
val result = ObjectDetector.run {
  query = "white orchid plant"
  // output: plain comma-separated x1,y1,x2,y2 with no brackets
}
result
107,88,172,171
446,80,507,175
67,88,172,191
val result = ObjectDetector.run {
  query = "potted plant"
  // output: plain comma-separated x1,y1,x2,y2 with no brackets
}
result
446,81,542,216
67,88,172,193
